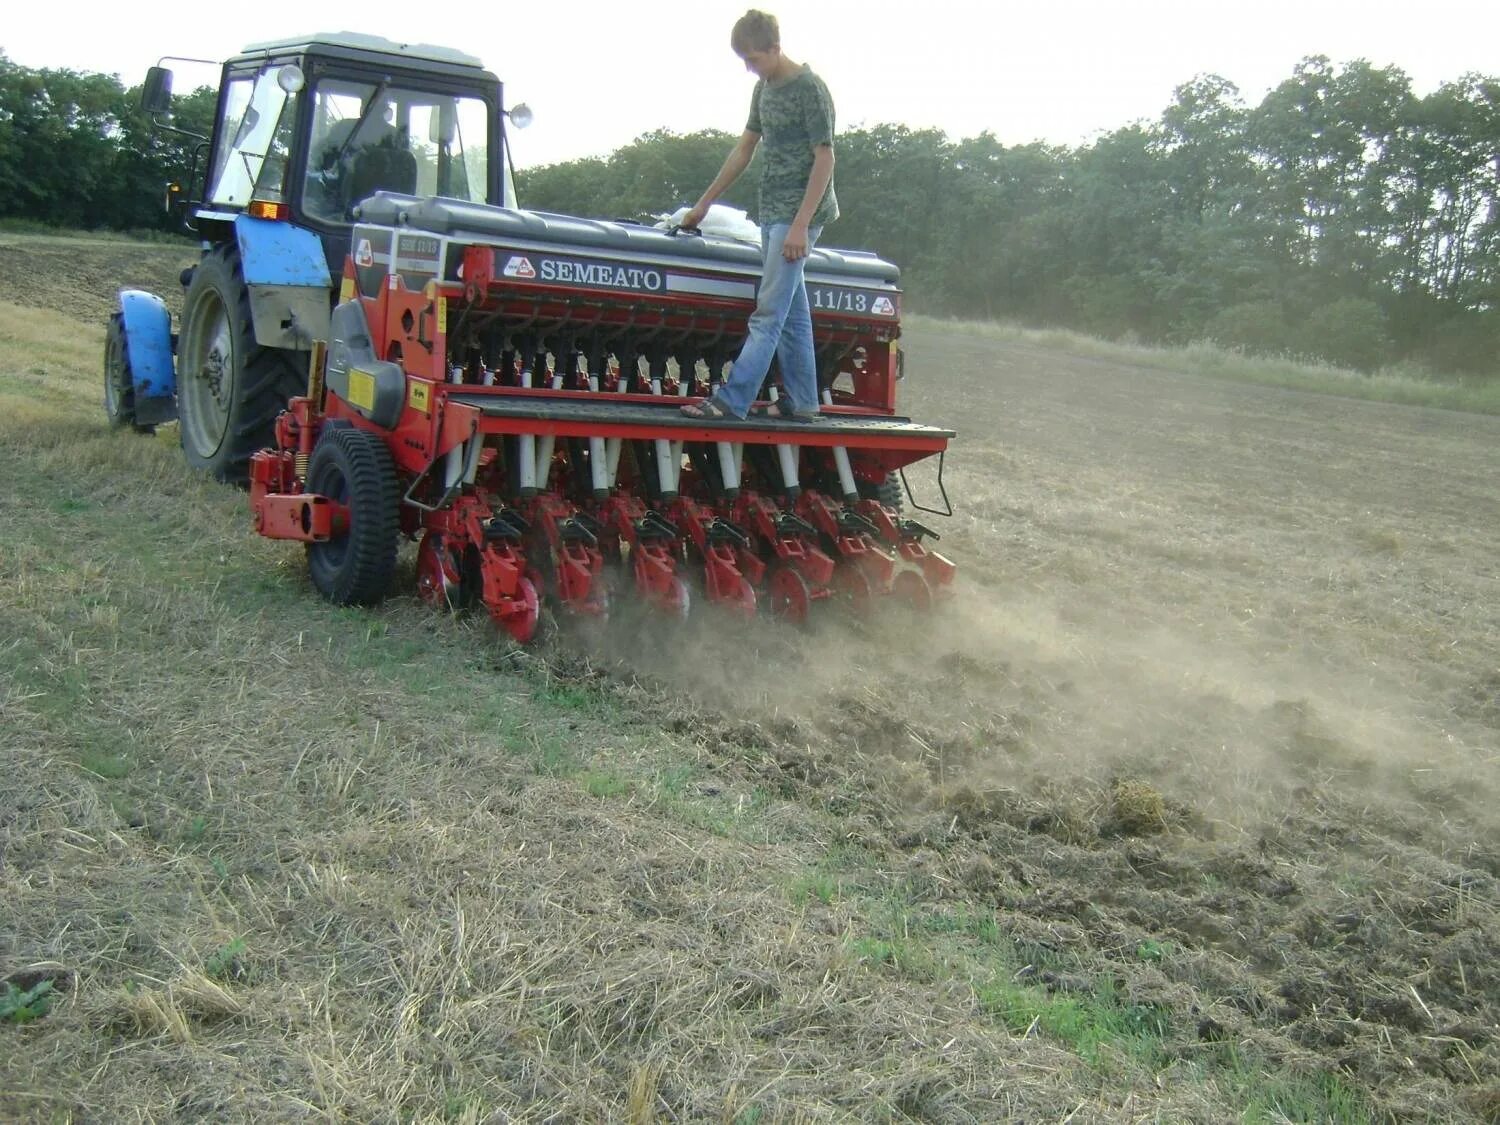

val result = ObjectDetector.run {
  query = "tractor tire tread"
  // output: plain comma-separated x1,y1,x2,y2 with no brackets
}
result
104,312,156,435
178,244,305,482
860,472,903,513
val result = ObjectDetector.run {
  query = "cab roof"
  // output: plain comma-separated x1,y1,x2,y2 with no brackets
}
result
235,32,488,71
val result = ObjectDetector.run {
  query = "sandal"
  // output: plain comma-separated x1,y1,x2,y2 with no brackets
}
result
681,395,736,420
751,399,812,421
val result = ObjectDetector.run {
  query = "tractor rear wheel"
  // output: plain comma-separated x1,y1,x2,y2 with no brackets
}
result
860,472,903,513
103,313,155,434
177,244,305,483
305,426,400,606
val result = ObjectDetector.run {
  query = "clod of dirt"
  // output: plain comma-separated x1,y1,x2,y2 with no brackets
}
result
939,783,1025,832
3,964,72,995
1106,779,1168,836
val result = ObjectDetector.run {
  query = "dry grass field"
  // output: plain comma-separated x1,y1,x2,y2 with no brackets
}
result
2,232,1498,1122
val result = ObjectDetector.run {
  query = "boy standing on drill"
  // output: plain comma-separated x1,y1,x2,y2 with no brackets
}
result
680,9,839,421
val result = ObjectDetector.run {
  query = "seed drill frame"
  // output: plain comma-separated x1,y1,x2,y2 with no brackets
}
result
248,192,956,641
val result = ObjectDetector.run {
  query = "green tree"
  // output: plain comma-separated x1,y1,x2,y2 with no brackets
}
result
0,56,128,226
935,136,1070,319
832,124,953,282
1157,74,1253,221
1248,57,1412,285
1300,296,1391,371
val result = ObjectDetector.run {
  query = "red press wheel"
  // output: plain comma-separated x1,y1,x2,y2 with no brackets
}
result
834,564,874,613
892,570,933,612
416,532,463,608
767,565,812,626
733,576,758,619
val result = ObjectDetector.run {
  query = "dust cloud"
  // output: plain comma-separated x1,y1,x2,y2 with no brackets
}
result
587,571,1497,837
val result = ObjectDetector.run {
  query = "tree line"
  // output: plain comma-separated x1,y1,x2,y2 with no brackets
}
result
2,51,1495,374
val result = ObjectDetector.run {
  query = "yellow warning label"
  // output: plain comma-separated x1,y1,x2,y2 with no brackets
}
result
409,381,431,414
347,368,376,412
339,276,355,303
437,296,447,335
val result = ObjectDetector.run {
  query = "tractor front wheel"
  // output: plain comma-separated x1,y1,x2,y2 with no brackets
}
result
103,313,154,434
305,426,400,606
177,244,305,482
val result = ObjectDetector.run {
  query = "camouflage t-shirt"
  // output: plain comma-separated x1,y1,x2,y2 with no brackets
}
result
745,66,839,227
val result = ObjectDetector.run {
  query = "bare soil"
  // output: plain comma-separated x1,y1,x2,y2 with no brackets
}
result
1,232,1497,1121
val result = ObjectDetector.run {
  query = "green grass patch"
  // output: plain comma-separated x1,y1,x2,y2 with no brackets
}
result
652,786,774,840
977,975,1170,1069
837,889,1370,1118
820,841,881,872
0,980,56,1023
1134,938,1172,964
442,1091,484,1121
654,763,696,797
203,937,247,981
531,736,581,777
849,936,898,966
581,769,630,799
918,905,1001,945
538,682,599,713
1214,1044,1372,1124
824,878,1163,1073
786,872,839,906
79,750,133,779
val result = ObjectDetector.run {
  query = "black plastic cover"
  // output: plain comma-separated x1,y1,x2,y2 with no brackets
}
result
325,301,406,428
353,192,900,285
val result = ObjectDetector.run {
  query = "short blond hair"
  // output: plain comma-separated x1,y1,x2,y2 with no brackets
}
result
731,10,779,55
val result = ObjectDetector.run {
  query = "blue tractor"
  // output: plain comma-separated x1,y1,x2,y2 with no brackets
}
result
104,32,524,481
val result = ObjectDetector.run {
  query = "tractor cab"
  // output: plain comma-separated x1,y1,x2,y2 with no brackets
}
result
111,33,527,473
150,32,520,273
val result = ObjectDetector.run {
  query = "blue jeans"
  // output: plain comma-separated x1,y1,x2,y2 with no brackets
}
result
713,223,823,418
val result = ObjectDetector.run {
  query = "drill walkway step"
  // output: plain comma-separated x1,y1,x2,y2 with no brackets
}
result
445,393,953,451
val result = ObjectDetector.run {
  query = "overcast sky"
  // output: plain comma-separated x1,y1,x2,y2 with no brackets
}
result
4,0,1497,169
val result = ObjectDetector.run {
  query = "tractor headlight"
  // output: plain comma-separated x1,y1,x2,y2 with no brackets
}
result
276,65,305,95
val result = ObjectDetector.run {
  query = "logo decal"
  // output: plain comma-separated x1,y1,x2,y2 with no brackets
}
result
539,259,663,291
503,255,536,279
355,239,374,268
872,296,896,316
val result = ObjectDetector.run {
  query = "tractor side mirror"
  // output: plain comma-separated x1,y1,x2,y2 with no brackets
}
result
142,67,174,114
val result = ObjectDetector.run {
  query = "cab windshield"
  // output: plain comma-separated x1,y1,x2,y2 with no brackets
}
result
208,67,300,207
303,80,493,222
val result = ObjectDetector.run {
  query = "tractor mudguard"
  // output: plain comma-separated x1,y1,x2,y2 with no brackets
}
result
116,289,177,424
233,214,333,351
